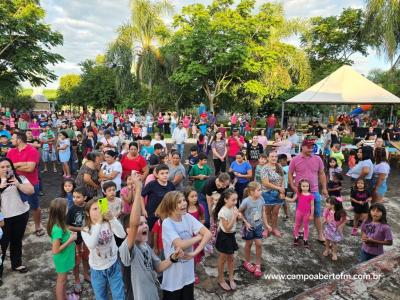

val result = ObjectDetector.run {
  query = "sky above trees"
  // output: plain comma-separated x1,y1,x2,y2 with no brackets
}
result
31,0,390,88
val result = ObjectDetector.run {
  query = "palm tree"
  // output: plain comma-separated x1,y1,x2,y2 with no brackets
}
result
366,0,400,68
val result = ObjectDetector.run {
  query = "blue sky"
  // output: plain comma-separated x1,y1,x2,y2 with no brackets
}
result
34,0,390,88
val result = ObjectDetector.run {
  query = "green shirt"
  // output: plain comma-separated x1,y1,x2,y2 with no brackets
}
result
330,151,345,168
18,120,28,130
189,164,211,192
51,224,75,273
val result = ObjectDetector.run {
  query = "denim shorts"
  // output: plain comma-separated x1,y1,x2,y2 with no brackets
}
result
262,190,284,206
311,192,322,218
376,180,387,197
241,224,263,240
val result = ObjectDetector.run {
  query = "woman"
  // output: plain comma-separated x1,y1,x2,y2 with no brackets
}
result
0,158,34,274
374,138,389,159
261,150,285,238
99,150,123,195
75,151,102,200
170,112,178,136
347,146,374,190
29,118,40,139
167,152,186,191
273,131,292,161
211,131,227,175
229,152,252,204
257,129,268,149
372,147,390,203
57,131,71,179
120,142,149,181
247,135,264,180
157,112,164,133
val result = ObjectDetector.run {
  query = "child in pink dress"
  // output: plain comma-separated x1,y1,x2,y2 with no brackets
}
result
30,118,40,138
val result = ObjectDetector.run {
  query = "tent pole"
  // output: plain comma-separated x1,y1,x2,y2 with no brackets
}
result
281,102,285,129
390,105,394,122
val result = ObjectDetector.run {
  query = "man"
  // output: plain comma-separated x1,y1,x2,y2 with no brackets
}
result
227,128,244,166
266,113,277,139
287,127,299,156
288,138,328,243
382,123,394,147
0,122,11,140
7,132,43,236
172,121,188,159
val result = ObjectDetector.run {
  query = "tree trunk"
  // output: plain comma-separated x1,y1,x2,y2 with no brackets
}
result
203,85,215,113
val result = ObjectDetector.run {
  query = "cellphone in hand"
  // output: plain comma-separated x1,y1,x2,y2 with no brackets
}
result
6,170,14,179
98,198,109,215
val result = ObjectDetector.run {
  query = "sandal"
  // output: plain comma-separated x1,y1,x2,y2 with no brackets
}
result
262,229,270,238
229,280,237,290
74,283,82,294
13,265,28,273
35,228,45,237
243,261,255,273
218,281,231,291
253,264,263,278
323,249,330,257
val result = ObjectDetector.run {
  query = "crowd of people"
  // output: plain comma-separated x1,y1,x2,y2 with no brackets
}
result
0,108,395,300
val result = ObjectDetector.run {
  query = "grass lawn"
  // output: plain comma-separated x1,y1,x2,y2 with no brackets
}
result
21,88,57,100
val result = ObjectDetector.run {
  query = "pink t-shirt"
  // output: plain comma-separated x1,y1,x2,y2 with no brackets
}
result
289,154,324,193
227,136,244,157
297,193,314,214
230,115,237,125
7,144,40,185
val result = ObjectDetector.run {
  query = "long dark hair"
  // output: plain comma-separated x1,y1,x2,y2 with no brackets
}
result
0,157,23,193
213,188,237,222
60,178,76,197
374,147,388,164
328,196,346,222
183,186,204,221
367,203,388,224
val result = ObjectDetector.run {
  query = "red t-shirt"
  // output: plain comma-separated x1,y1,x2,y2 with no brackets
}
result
120,154,147,180
151,219,163,251
7,144,40,185
227,136,244,157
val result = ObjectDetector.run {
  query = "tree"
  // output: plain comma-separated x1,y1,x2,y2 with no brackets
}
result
366,0,400,68
1,94,35,111
0,0,64,98
56,74,81,107
301,8,374,82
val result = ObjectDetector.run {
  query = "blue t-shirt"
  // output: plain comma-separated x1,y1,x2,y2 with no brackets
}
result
230,160,252,184
0,130,11,139
140,145,154,161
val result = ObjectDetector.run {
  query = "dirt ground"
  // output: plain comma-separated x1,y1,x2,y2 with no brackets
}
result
2,146,400,300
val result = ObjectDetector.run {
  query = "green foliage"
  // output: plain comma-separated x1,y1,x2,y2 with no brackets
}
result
0,0,64,97
56,74,81,106
1,94,35,111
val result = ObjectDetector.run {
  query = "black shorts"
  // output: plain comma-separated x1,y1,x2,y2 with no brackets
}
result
352,201,369,214
215,230,238,254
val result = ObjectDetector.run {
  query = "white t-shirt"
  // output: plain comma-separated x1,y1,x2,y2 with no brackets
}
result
151,139,167,150
101,161,123,191
108,197,122,218
100,137,118,148
0,176,30,218
218,206,236,233
161,213,203,291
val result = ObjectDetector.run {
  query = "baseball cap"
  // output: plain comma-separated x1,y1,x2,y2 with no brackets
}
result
232,127,239,131
301,136,317,147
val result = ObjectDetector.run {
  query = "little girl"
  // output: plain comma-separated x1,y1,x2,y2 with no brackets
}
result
360,203,393,262
287,179,314,248
47,198,77,300
81,199,126,299
120,173,135,214
323,196,347,261
351,178,372,236
327,157,342,181
184,187,205,284
60,178,75,209
327,172,343,197
214,188,240,291
239,182,265,278
156,191,211,298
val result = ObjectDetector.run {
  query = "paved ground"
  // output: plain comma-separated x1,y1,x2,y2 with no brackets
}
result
2,145,400,299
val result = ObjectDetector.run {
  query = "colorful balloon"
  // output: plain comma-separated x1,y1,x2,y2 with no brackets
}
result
360,104,372,111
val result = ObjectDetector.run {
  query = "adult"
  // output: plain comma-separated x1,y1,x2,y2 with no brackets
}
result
357,131,377,148
157,112,164,133
0,122,11,140
0,157,34,273
211,131,227,175
374,138,389,160
151,132,167,153
226,128,244,166
172,121,188,159
247,136,264,179
99,150,123,195
382,123,394,147
230,113,237,134
261,150,285,237
266,113,277,140
168,152,186,191
273,131,292,161
288,138,328,242
57,131,71,179
372,147,390,203
200,172,231,227
287,127,299,156
100,130,118,150
229,152,252,204
7,132,42,236
347,146,374,189
75,151,102,200
120,142,149,181
170,112,178,136
257,129,268,149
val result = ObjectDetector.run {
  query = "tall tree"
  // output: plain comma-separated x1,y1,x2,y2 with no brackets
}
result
56,74,81,107
0,0,64,98
366,0,400,68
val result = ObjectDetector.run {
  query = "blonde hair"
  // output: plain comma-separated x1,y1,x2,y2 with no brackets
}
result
243,181,261,198
155,191,184,220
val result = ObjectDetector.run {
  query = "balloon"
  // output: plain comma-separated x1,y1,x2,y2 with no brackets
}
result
360,104,372,111
349,107,363,116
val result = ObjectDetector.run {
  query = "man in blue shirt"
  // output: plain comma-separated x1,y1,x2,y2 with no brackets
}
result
0,122,11,139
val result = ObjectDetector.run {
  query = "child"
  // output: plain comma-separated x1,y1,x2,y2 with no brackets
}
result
0,135,12,157
327,157,342,181
47,198,77,300
351,178,372,236
323,197,347,261
189,153,211,193
330,144,345,168
187,146,199,174
119,173,184,300
359,203,393,262
278,154,290,220
239,182,265,278
287,179,314,248
103,181,123,219
0,210,4,285
348,149,357,169
184,186,205,284
66,187,90,294
155,191,211,298
39,124,57,173
214,188,240,291
197,134,207,154
151,217,164,258
140,135,154,162
149,143,164,171
60,178,75,209
81,199,126,299
254,154,267,184
327,172,343,197
120,174,135,214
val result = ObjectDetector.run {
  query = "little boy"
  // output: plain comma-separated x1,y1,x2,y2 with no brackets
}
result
0,135,12,157
140,135,154,162
330,144,345,168
103,181,123,219
187,146,199,174
149,143,164,171
189,153,211,193
255,154,268,184
119,172,183,300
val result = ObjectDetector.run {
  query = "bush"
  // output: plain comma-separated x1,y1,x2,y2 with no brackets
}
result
1,95,35,111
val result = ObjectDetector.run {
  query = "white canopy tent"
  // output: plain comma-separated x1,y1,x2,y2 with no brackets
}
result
282,65,400,126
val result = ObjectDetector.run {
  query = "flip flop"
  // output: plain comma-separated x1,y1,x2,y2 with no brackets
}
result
218,281,231,291
35,228,45,237
13,265,28,273
317,239,326,244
